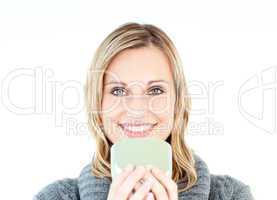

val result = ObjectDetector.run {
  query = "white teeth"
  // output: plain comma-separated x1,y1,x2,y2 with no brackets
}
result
122,125,153,132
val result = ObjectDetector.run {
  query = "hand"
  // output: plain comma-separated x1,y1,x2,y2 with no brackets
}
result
150,167,178,200
133,167,178,200
107,165,154,200
133,180,155,200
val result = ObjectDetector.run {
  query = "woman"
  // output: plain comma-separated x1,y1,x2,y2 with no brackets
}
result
34,22,254,200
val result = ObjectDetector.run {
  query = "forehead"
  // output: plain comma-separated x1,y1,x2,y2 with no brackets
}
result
104,46,173,85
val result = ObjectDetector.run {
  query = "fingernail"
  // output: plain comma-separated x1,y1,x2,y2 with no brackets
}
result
143,178,153,190
146,192,155,200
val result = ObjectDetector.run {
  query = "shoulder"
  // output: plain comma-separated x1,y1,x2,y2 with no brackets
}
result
210,174,254,200
33,178,80,200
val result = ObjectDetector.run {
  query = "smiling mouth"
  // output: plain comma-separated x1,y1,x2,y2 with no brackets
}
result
118,123,156,137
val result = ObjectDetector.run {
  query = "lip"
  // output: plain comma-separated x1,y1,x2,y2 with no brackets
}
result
118,123,156,138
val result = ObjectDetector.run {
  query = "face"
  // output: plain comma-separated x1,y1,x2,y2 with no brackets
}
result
100,45,176,144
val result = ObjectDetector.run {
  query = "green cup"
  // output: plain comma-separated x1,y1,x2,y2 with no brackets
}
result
111,137,172,179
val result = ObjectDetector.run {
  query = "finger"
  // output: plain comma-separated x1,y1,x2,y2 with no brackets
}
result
109,164,134,198
151,167,177,200
133,180,154,200
116,166,147,199
133,179,143,192
133,165,151,193
144,192,155,200
144,172,168,200
129,178,153,200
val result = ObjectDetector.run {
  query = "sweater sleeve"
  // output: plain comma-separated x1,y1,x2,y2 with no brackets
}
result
231,180,255,200
209,174,255,200
33,178,80,200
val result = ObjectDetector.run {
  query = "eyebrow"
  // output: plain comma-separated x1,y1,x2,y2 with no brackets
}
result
104,80,168,86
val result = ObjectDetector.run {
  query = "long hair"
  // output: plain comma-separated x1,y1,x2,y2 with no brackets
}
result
84,22,197,192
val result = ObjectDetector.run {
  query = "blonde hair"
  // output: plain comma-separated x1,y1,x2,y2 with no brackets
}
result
84,22,197,192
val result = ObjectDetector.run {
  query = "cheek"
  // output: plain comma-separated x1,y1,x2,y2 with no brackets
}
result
151,95,175,138
101,97,112,127
156,112,174,130
100,113,122,144
101,93,121,114
101,95,124,143
149,93,175,118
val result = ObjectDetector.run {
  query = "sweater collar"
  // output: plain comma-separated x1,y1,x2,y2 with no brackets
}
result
77,153,211,200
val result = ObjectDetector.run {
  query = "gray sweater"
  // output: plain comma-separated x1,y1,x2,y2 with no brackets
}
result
34,154,254,200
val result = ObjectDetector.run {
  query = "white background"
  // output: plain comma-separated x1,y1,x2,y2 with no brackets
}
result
0,0,277,199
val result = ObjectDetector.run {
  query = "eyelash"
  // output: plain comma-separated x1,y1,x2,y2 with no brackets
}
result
110,86,165,96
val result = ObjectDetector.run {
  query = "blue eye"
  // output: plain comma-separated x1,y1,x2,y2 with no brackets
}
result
148,86,165,95
110,86,165,96
110,87,127,96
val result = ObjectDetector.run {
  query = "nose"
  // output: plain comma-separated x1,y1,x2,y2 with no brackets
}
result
123,94,149,117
